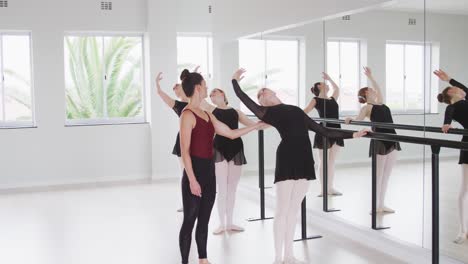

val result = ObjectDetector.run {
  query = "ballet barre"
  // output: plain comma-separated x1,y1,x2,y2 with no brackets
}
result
247,130,274,222
315,118,468,136
332,129,468,264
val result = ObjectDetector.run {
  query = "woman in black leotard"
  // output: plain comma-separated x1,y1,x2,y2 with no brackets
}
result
434,69,468,244
155,72,189,212
178,70,262,264
345,67,401,214
208,88,255,235
304,72,344,196
231,68,367,264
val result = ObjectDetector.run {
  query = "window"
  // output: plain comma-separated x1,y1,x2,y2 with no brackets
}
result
238,38,300,113
327,40,362,115
386,42,429,113
64,34,145,125
0,33,34,127
177,34,213,86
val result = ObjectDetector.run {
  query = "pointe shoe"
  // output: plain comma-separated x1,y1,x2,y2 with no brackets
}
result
199,260,211,264
453,233,467,244
329,188,343,196
318,189,342,197
369,208,384,215
213,226,225,235
382,206,396,214
228,224,245,232
284,257,306,264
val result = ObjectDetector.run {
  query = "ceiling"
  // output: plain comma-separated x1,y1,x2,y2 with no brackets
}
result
384,0,468,15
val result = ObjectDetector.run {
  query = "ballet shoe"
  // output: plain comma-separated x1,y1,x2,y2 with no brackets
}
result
329,188,343,196
453,233,467,244
228,224,245,232
369,208,384,215
212,226,225,235
284,257,306,264
382,206,395,214
199,260,211,264
318,189,342,197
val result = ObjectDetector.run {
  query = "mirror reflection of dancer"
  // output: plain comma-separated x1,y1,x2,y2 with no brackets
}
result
155,72,188,212
434,69,468,244
178,69,263,264
346,67,401,214
208,88,256,234
304,72,344,196
232,68,367,264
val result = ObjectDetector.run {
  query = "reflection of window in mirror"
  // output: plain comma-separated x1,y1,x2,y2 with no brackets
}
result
0,33,34,128
385,41,439,114
326,39,367,115
176,34,213,85
238,37,303,114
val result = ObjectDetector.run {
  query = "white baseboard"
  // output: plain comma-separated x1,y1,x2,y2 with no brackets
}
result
239,183,463,264
0,174,151,194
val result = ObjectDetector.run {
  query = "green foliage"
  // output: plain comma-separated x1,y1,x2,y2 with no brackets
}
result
65,36,143,119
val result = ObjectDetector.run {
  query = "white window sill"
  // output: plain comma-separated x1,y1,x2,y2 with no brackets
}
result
65,118,148,127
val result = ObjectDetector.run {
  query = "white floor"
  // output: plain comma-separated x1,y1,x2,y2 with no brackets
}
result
0,180,404,264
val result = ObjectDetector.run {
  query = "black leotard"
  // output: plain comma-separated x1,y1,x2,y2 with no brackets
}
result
172,100,189,157
212,108,247,165
313,97,344,149
444,79,468,164
368,104,401,156
232,79,354,183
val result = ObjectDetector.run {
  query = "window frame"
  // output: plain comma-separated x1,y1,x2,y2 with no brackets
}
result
238,36,302,114
176,32,214,87
326,38,364,116
385,40,434,115
64,32,147,126
0,31,35,129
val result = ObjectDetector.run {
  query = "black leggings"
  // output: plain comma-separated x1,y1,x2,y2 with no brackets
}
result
179,156,216,264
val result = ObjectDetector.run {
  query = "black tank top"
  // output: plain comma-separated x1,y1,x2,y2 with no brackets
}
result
315,97,341,128
212,108,244,161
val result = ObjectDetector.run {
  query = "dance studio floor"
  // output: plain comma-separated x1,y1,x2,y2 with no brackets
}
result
242,157,468,263
0,180,403,264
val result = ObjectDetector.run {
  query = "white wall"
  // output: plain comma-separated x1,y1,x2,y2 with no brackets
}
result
0,0,152,188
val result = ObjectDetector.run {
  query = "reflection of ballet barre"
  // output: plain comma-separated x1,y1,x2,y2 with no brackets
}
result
248,116,467,262
315,117,468,136
328,129,468,264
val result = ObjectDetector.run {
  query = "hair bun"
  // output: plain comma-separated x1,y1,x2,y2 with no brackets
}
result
437,93,444,103
180,69,190,81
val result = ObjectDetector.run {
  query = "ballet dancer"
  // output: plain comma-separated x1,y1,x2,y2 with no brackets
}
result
155,72,188,212
209,88,256,235
231,68,367,264
345,67,401,214
304,72,344,196
434,69,468,244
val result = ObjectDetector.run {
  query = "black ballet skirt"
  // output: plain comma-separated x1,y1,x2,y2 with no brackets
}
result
445,79,468,164
368,104,402,157
312,97,344,149
212,108,247,165
232,79,354,183
171,100,189,157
